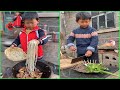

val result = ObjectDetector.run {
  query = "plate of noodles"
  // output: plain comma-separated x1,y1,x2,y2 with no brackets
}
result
5,47,27,61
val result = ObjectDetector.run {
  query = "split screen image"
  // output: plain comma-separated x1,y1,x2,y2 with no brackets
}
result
0,11,119,79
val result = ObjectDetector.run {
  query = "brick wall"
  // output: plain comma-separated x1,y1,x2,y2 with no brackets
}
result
39,17,59,32
98,31,119,49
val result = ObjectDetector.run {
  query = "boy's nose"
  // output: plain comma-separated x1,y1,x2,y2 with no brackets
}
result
83,22,87,25
28,24,33,28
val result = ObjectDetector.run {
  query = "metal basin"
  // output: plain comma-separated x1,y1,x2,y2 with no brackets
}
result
12,60,52,78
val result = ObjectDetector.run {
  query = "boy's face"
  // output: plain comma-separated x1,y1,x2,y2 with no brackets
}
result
77,19,91,28
24,19,39,30
15,12,20,16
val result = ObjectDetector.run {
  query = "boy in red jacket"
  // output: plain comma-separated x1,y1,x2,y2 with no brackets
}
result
11,12,48,61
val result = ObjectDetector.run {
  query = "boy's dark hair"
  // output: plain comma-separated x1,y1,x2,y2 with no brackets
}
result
76,12,91,22
22,12,39,21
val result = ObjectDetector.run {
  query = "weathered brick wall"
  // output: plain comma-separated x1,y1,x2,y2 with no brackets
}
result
98,31,119,49
39,17,59,32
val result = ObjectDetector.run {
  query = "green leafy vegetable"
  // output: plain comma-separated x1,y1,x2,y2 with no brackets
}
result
85,63,118,77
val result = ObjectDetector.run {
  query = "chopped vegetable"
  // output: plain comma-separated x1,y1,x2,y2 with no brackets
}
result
85,63,118,77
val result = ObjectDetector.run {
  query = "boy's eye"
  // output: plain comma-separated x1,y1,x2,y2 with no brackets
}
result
81,21,89,23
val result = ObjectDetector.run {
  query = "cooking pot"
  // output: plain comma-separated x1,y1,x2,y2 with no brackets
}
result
12,60,52,78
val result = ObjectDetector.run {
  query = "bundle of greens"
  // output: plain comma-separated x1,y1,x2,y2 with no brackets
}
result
85,63,118,77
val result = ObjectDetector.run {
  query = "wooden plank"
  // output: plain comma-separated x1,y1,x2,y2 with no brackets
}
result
60,59,83,70
97,27,118,34
98,46,117,50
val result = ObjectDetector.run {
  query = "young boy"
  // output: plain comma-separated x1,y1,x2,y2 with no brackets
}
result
67,12,99,63
11,12,48,61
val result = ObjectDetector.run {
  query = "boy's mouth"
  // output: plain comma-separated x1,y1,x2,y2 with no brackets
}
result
27,28,33,30
80,26,88,29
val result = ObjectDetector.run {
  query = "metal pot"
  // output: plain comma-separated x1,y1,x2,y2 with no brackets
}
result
12,60,52,78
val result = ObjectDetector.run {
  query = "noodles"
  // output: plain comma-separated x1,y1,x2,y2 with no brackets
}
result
26,39,38,74
16,39,43,78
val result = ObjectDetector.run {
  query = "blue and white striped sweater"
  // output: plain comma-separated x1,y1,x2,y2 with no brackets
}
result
67,26,98,55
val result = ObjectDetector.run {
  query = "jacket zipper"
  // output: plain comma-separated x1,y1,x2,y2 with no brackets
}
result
22,29,39,52
27,33,28,50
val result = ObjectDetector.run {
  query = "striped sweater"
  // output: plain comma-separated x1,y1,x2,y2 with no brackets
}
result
67,26,98,55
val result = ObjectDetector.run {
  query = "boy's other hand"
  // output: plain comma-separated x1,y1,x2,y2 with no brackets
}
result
69,46,76,51
10,45,15,48
31,39,40,45
85,50,92,57
35,40,40,45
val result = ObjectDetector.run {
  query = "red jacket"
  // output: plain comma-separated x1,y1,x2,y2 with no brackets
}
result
12,26,48,59
13,15,22,27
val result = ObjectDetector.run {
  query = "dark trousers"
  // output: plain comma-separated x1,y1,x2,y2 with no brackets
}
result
77,53,99,63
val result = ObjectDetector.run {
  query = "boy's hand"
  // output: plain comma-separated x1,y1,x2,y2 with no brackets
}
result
10,44,15,47
85,50,92,57
69,46,76,51
36,40,40,45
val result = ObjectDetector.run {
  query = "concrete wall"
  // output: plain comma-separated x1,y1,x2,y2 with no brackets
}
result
38,17,59,65
63,12,79,35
